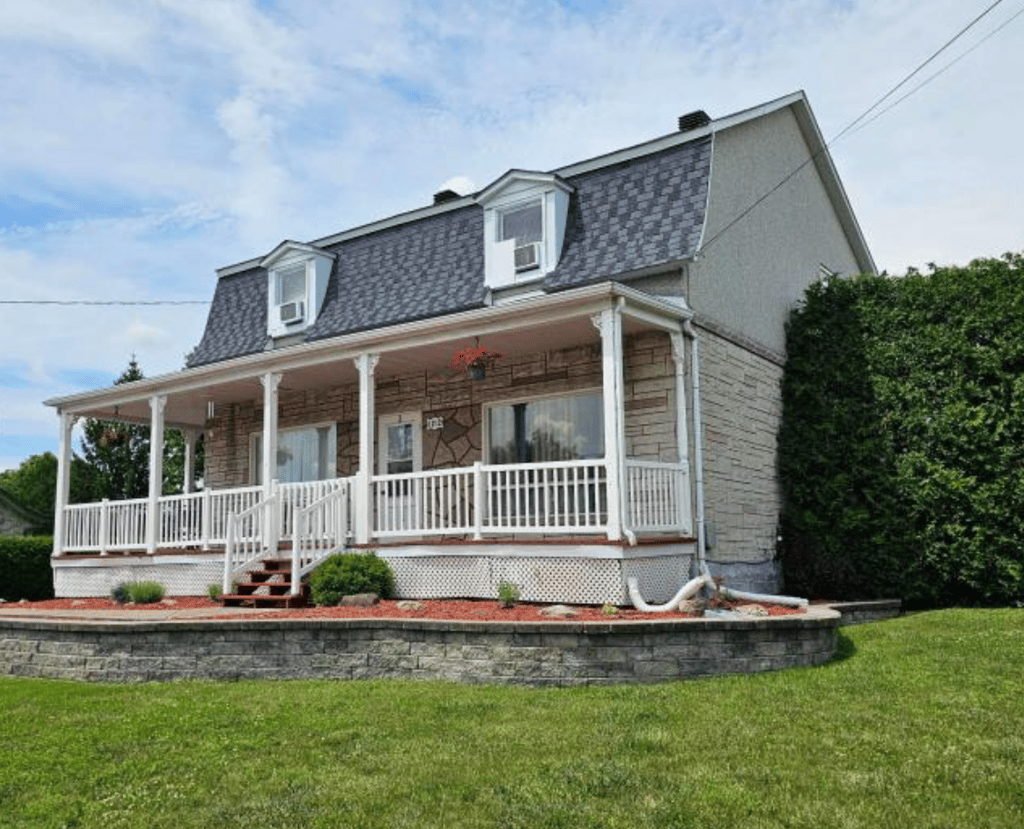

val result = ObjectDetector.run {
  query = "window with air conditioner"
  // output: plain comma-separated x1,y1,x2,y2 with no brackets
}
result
275,262,307,325
499,201,543,274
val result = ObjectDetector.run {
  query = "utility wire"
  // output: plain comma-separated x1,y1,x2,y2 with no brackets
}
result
849,3,1024,136
0,300,208,306
699,0,1016,257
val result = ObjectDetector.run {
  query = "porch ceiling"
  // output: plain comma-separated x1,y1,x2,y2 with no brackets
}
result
47,282,690,428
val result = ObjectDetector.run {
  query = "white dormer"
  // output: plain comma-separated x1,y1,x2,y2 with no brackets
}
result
261,241,336,338
476,171,574,291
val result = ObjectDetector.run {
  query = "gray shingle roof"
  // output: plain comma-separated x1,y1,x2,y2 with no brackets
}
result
186,135,711,368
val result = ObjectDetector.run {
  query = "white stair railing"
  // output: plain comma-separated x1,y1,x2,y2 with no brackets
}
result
222,494,278,595
291,483,350,594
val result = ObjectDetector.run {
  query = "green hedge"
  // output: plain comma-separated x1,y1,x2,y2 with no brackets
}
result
0,536,54,602
779,254,1024,607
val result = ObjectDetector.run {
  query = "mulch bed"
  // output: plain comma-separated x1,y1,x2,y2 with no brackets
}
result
1,597,805,622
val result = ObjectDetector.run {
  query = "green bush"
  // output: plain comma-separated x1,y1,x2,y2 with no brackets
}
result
0,536,54,601
111,581,165,604
779,254,1024,607
127,581,165,604
497,579,521,609
206,583,222,601
309,552,394,606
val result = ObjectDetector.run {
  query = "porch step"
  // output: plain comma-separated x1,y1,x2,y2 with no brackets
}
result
220,557,309,609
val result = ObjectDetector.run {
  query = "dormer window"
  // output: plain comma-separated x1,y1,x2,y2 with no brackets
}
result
261,240,336,339
477,171,574,291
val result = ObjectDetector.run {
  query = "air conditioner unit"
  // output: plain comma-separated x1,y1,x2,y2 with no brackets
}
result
278,300,305,325
514,242,540,272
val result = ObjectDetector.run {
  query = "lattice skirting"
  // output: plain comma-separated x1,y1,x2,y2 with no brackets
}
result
52,546,694,606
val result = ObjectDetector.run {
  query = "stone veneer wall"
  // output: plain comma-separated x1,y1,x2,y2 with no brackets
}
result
0,608,839,685
204,332,684,490
697,327,784,587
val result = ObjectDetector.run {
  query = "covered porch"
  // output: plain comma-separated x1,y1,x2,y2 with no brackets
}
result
48,283,702,605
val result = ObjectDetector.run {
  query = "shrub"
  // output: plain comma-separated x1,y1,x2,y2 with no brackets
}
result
0,536,54,601
112,581,165,604
309,552,394,606
497,580,521,609
779,254,1024,607
206,583,222,601
127,581,165,604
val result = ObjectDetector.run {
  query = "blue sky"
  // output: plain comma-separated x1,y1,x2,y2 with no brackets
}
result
1,0,1022,471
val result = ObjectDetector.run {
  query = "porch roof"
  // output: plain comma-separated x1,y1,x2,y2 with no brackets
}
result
45,282,692,429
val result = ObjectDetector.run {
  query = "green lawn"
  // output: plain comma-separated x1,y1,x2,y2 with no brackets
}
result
1,609,1022,828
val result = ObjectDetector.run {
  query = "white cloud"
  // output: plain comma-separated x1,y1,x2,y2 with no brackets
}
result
2,0,1023,468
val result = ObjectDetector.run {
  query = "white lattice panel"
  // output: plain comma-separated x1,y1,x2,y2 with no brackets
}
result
53,557,224,598
382,552,692,605
622,555,693,604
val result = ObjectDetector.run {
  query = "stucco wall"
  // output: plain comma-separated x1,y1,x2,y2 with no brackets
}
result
204,333,684,490
691,106,863,355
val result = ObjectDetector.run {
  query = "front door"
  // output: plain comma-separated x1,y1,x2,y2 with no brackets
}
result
377,413,422,532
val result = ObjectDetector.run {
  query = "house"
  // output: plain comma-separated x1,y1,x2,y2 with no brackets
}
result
44,90,874,605
0,489,49,537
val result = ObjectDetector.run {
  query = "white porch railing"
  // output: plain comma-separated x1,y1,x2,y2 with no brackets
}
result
292,484,351,594
625,460,692,536
223,494,277,594
61,458,690,555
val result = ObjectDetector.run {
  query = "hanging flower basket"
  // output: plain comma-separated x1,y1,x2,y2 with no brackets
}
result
451,341,502,380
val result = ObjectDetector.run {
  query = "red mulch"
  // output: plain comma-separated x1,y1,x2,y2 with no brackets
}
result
2,596,805,622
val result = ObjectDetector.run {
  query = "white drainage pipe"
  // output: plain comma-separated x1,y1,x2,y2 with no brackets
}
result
626,574,710,613
698,562,808,608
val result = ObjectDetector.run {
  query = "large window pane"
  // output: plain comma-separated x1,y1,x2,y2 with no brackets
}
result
253,424,336,483
487,393,603,464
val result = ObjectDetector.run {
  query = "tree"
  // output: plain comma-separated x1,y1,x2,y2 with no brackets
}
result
0,452,99,532
78,356,204,500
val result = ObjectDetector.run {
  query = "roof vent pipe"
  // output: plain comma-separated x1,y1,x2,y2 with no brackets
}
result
678,110,711,132
433,189,461,205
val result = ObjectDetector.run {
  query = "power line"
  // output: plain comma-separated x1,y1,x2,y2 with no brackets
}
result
0,300,208,307
699,0,1017,258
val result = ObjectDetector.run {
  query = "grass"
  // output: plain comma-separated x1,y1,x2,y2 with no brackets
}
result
1,608,1022,828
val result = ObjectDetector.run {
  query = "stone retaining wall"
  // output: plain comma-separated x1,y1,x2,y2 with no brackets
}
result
0,607,839,686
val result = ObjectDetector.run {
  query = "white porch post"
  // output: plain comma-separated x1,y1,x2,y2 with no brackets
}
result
146,394,167,555
261,372,281,554
670,332,694,535
594,306,625,541
183,428,199,494
52,409,74,557
354,352,379,544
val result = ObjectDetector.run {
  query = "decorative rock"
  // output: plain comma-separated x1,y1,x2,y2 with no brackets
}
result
71,600,86,606
339,593,380,607
736,604,770,617
704,608,745,619
161,599,177,606
18,599,29,604
396,600,425,611
539,604,579,618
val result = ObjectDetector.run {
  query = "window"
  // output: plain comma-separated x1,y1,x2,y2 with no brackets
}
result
487,393,604,464
251,424,337,484
276,263,306,305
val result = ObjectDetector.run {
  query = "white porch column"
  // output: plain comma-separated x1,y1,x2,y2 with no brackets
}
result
52,409,74,557
146,394,167,555
670,331,693,535
260,372,281,498
261,372,282,555
183,428,199,494
354,352,379,544
593,306,625,541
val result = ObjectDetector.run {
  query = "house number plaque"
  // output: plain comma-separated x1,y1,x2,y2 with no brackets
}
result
426,416,444,430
